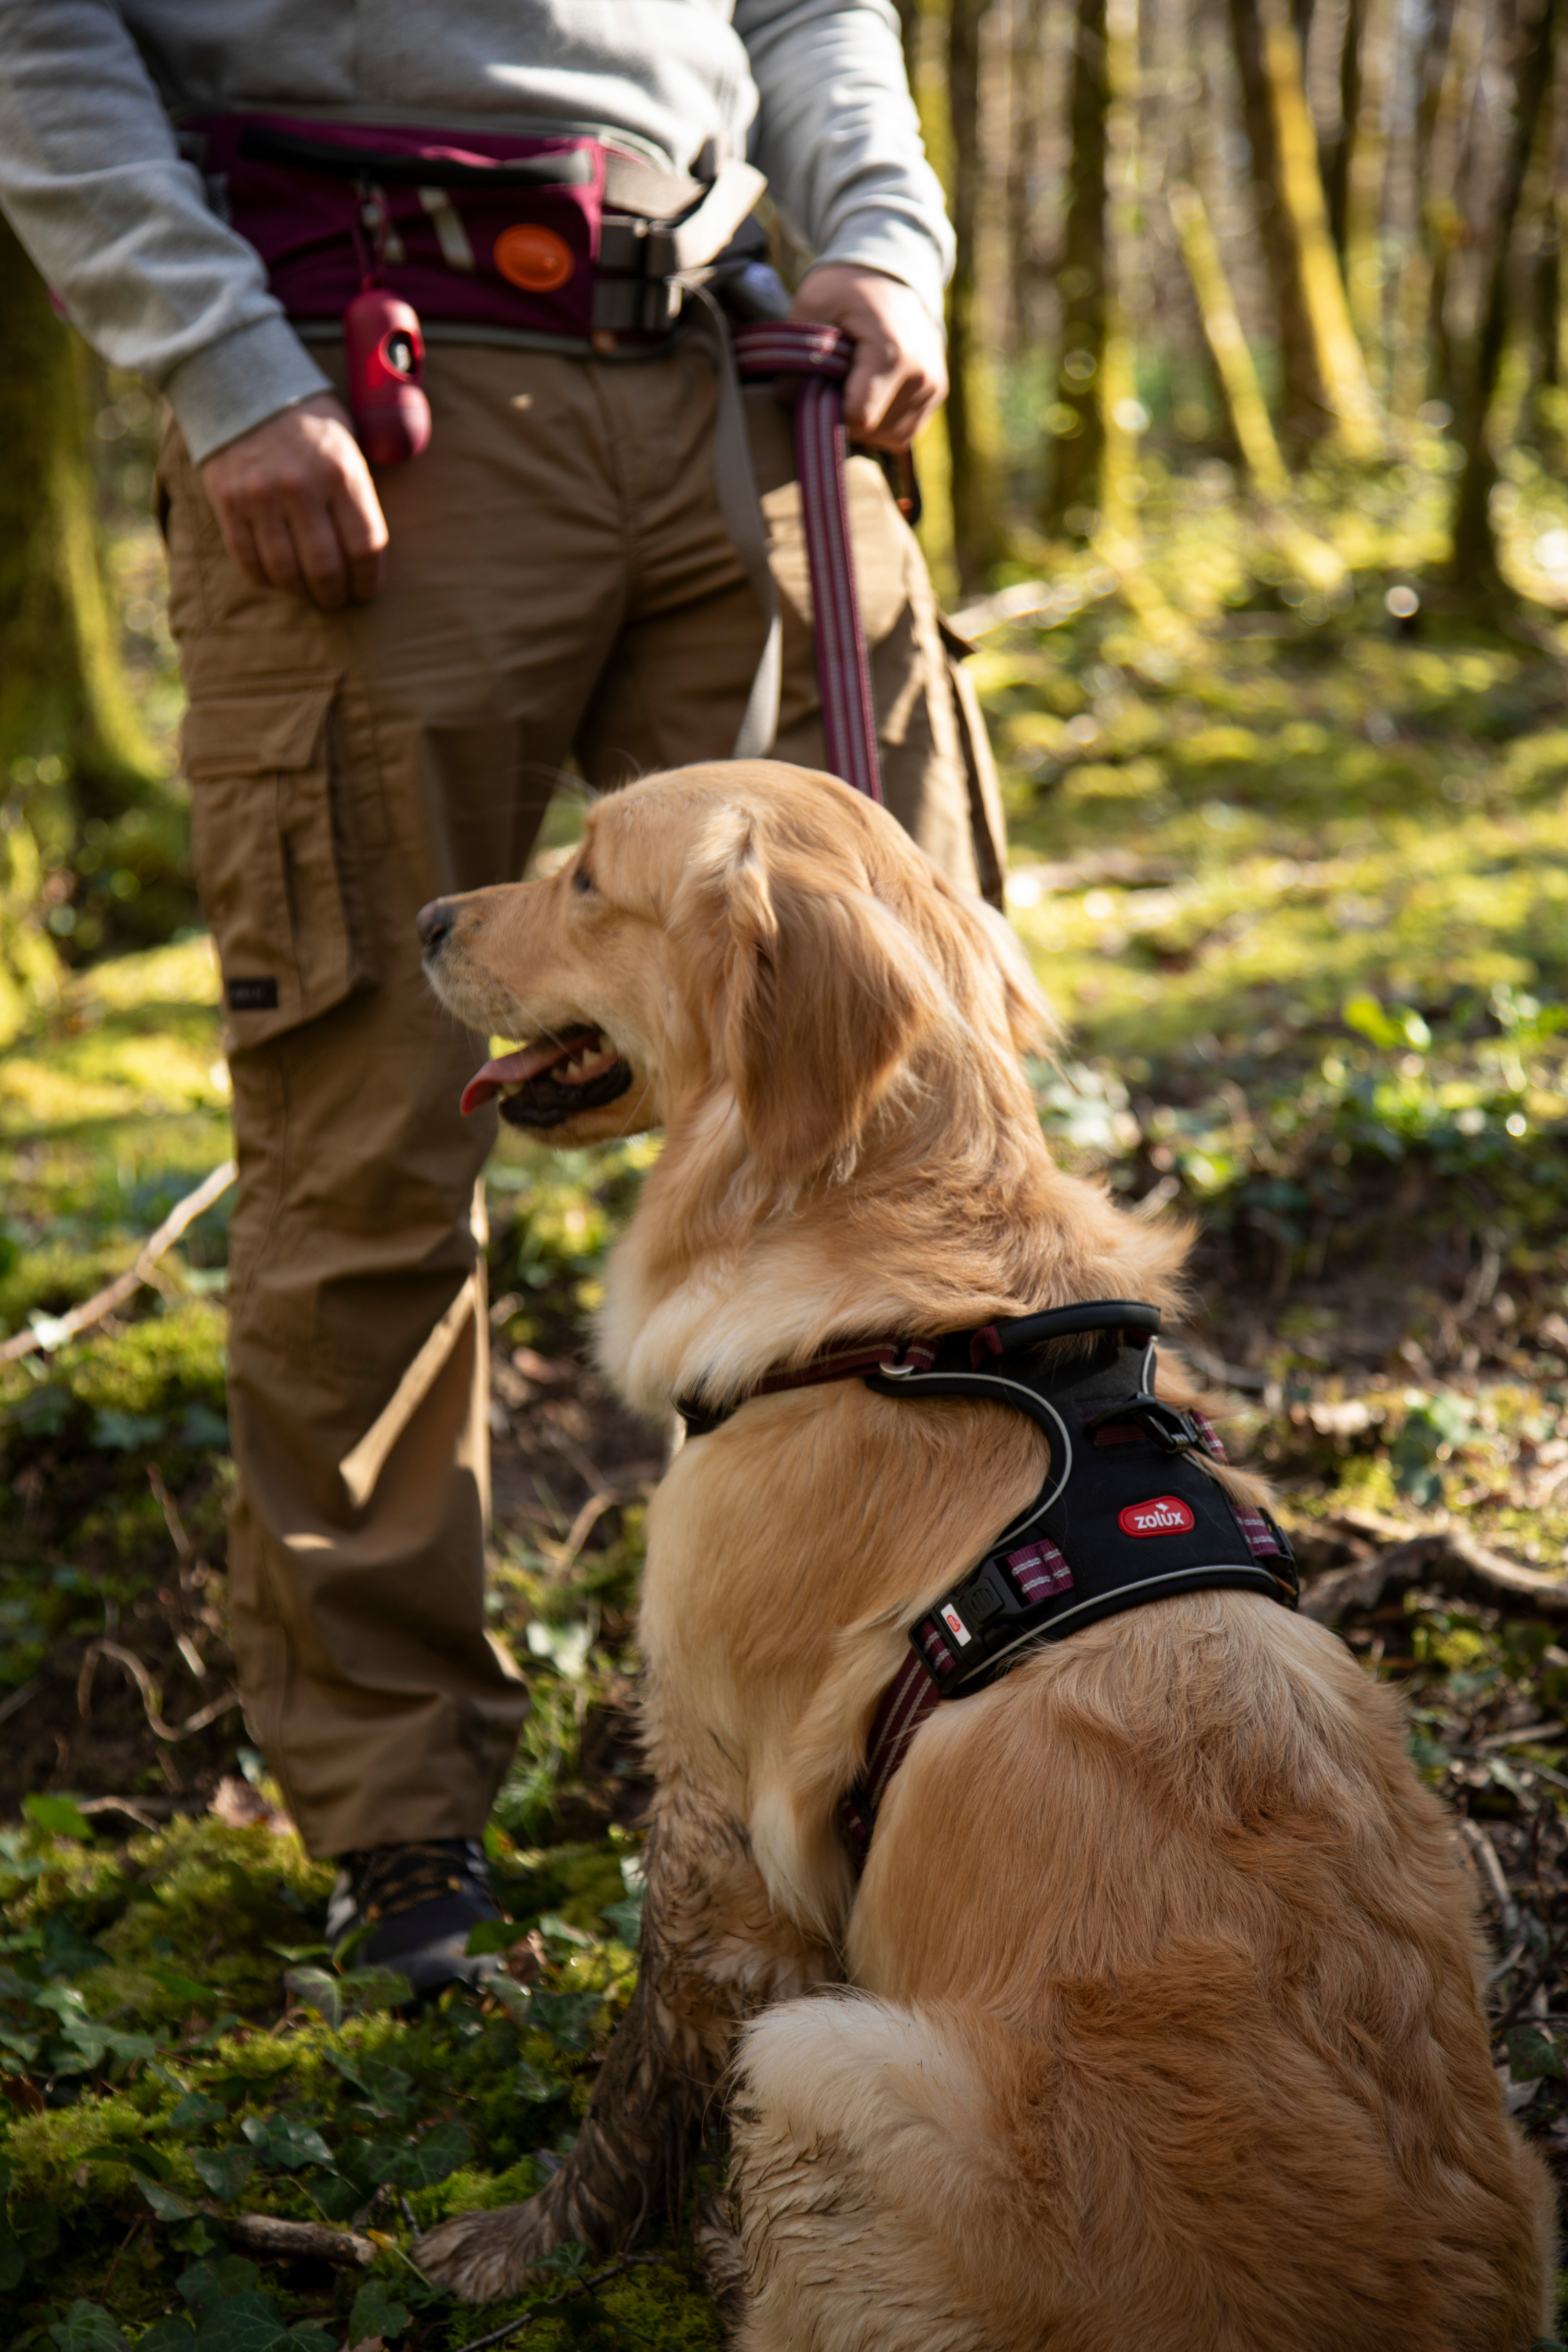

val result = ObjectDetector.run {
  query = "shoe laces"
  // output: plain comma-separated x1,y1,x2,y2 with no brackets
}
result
331,1837,491,1929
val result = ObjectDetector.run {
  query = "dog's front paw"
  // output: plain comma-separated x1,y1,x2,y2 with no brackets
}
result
414,2196,564,2303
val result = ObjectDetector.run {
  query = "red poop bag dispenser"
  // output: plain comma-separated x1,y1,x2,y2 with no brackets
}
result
343,288,431,465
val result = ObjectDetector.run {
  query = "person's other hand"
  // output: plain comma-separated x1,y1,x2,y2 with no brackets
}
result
787,264,948,452
200,394,389,609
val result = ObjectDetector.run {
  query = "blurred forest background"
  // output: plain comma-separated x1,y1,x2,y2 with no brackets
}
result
12,0,1568,2343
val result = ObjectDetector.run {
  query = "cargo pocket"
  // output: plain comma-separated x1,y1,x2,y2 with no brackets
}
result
184,677,375,1047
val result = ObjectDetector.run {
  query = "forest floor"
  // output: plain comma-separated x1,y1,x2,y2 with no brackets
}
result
9,445,1568,2345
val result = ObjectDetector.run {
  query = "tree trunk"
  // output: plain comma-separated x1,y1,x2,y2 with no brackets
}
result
1169,180,1291,495
0,216,154,810
1450,0,1560,593
1227,0,1336,450
1007,0,1048,357
0,216,180,964
1324,0,1369,260
945,0,1007,585
1425,0,1487,414
1044,0,1110,529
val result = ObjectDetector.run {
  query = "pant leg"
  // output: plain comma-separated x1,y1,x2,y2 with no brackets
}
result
161,346,631,1857
572,335,1005,898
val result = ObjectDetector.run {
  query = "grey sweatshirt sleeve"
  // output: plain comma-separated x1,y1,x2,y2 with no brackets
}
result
0,0,328,463
735,0,953,325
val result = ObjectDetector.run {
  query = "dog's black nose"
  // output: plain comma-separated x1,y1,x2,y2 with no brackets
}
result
416,898,454,953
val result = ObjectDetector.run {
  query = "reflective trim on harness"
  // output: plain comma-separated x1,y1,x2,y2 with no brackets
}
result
837,1305,1297,1864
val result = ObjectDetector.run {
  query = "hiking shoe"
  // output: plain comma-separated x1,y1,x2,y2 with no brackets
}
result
325,1838,503,1998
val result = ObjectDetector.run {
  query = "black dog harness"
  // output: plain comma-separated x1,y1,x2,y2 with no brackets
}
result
679,1300,1297,1864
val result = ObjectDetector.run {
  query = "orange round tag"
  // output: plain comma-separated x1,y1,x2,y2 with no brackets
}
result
493,224,575,294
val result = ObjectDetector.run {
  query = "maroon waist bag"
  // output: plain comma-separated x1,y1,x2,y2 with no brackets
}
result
183,111,616,342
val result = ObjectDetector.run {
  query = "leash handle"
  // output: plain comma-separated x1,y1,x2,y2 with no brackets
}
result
733,321,884,804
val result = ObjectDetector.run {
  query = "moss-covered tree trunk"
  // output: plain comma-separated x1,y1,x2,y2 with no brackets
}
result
1449,0,1559,596
1226,0,1334,451
0,217,156,812
1044,0,1110,531
0,216,187,965
1324,0,1368,261
945,0,1007,586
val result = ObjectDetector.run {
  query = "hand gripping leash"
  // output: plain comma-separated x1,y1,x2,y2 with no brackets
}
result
732,322,884,804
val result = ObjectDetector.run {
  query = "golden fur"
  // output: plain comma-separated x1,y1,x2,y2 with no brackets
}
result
416,760,1554,2348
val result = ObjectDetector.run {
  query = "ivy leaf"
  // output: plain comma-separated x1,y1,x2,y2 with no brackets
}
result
513,2058,568,2103
9,2198,59,2261
1508,2024,1566,2082
463,1918,522,1958
241,2114,335,2170
148,1961,225,2008
361,2121,472,2190
310,2172,372,2223
188,2289,295,2352
21,1793,93,1842
485,1973,532,2027
529,1989,600,2052
169,2089,229,2130
189,2147,258,2203
137,2324,198,2352
40,1915,111,1976
394,2119,471,2187
281,1967,341,2029
91,1408,167,1452
83,2137,173,2182
320,2045,414,2118
599,1894,643,1947
346,2278,411,2345
136,2174,197,2221
178,2256,260,2317
45,2300,131,2351
334,1965,415,2016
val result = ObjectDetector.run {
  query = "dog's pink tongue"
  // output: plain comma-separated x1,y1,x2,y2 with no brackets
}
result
460,1038,575,1117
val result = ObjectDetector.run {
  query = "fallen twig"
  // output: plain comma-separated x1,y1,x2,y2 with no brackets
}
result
77,1639,240,1743
1301,1530,1568,1625
1459,1817,1520,1939
209,2210,376,2267
75,1795,163,1831
0,1160,236,1363
458,2252,662,2350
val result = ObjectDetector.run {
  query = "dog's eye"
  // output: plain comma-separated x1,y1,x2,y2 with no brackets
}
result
572,863,596,895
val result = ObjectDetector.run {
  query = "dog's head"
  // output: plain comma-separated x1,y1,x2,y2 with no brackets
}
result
419,760,1050,1181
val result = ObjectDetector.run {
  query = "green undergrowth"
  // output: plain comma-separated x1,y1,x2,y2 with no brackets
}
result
13,451,1568,2335
0,1808,722,2350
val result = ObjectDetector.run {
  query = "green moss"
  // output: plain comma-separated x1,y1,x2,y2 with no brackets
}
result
56,1301,226,1420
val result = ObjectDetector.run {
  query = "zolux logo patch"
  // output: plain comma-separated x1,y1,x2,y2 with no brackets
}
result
1118,1495,1196,1537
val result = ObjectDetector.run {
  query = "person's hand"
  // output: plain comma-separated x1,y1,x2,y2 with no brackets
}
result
787,264,948,452
200,394,390,609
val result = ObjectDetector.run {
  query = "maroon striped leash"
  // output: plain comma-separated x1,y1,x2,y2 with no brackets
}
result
732,321,883,804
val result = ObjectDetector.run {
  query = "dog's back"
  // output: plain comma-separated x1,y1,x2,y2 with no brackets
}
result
735,1593,1555,2352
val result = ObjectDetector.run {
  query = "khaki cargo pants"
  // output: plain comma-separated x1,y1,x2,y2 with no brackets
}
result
161,333,1006,1859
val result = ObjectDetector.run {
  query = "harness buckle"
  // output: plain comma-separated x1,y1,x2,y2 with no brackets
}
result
1083,1394,1203,1455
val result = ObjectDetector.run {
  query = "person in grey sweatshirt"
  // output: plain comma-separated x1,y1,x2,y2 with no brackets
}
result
0,0,1002,1993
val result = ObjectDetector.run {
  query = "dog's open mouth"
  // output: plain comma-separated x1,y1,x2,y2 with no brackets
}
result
461,1029,634,1128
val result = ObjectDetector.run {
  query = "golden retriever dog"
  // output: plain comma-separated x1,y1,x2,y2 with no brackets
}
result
414,760,1554,2349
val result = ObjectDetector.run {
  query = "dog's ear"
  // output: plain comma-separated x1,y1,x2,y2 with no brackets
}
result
710,819,940,1181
